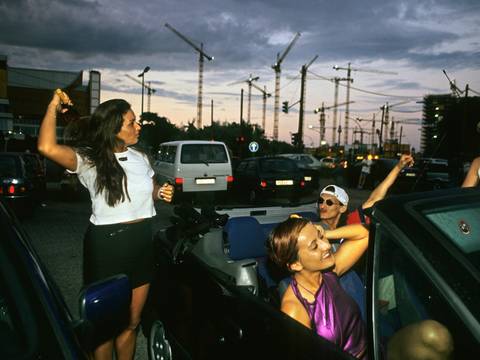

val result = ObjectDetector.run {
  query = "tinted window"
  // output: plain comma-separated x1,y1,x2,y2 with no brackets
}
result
181,144,228,164
157,145,176,163
375,230,478,358
425,206,480,270
298,155,313,164
259,158,296,172
0,156,21,178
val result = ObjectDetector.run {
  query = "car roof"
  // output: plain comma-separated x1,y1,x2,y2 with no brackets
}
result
160,140,226,146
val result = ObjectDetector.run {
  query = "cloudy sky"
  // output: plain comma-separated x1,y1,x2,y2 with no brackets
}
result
1,0,480,150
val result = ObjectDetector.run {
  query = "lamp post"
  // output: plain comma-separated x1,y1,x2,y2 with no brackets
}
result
138,66,150,117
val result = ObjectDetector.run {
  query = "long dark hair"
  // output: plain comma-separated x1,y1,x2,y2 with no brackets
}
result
65,99,132,206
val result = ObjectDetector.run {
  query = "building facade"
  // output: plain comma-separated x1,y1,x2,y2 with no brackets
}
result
0,55,100,151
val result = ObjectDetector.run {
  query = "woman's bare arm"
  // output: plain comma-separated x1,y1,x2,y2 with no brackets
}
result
37,91,77,171
325,224,369,276
462,157,480,187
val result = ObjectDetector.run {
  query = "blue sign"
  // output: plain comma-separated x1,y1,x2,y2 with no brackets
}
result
248,141,259,153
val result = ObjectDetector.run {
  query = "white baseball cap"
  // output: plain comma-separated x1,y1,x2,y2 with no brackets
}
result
320,185,349,206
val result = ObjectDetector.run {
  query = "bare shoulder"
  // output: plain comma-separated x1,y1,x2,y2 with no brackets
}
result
281,286,311,329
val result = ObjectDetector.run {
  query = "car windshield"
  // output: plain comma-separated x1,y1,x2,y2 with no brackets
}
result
181,144,228,164
424,204,480,272
298,156,313,164
0,156,21,178
259,158,296,172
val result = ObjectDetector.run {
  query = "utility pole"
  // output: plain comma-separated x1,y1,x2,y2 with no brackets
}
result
298,55,318,149
334,63,397,145
272,32,301,140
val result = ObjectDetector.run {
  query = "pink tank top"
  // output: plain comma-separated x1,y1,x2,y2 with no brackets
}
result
291,272,367,359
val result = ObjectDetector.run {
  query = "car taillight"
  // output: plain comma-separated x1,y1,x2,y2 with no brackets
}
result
260,180,267,188
226,176,234,183
174,177,184,185
8,185,15,194
300,180,305,187
0,187,3,194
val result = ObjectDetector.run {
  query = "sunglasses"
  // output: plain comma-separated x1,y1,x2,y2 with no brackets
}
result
317,197,341,206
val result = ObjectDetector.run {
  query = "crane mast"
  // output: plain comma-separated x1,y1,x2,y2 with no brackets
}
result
251,83,271,131
165,23,213,128
272,32,301,140
125,74,157,112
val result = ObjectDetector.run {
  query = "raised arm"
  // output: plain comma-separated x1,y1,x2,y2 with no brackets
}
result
462,157,480,187
37,91,77,171
362,154,414,209
325,224,369,276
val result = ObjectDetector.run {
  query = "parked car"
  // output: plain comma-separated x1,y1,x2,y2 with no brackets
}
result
153,141,233,196
277,153,320,191
0,197,166,359
278,153,323,171
147,187,480,359
0,152,44,215
414,157,454,191
233,156,305,203
345,157,419,192
318,156,337,170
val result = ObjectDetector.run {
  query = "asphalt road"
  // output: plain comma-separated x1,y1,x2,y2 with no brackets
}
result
19,178,369,359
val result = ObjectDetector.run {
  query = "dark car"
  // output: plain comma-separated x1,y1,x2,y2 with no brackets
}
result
147,187,480,359
414,157,454,191
345,157,419,192
0,197,167,359
233,156,306,203
0,152,43,215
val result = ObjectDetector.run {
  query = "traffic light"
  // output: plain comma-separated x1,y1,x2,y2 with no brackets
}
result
282,101,289,114
291,132,299,146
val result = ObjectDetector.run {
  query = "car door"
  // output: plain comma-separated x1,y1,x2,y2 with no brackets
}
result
369,223,480,359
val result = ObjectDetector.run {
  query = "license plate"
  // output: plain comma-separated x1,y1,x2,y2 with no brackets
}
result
405,173,416,177
304,176,312,181
276,180,293,186
196,178,216,184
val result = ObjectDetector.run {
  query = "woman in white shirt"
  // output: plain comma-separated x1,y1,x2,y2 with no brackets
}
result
38,90,173,360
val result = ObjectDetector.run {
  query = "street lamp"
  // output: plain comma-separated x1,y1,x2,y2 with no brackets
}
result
138,66,150,116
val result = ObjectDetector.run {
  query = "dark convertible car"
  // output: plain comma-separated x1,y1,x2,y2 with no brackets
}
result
146,188,480,359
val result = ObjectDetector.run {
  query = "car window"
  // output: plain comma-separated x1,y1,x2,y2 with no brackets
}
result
375,230,478,358
0,156,21,178
157,145,176,163
181,144,228,164
298,155,313,164
245,161,256,174
236,161,247,172
259,158,296,172
424,206,480,271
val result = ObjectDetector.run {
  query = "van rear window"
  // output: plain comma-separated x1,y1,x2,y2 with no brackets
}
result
181,144,228,164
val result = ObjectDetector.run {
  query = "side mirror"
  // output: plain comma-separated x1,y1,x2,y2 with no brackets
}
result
75,274,131,350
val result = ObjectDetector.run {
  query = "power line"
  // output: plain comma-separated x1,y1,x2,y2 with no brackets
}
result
308,69,422,99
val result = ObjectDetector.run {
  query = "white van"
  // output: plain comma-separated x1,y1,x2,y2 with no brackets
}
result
153,140,233,193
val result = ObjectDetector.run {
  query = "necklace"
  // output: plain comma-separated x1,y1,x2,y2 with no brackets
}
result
296,280,319,297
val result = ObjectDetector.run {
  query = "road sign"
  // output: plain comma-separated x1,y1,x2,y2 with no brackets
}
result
248,141,259,153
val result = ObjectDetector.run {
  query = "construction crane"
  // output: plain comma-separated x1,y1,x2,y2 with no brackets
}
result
297,55,318,148
125,74,157,113
251,83,271,131
165,23,214,129
313,101,354,145
229,74,259,123
378,100,412,153
271,32,301,140
333,63,398,146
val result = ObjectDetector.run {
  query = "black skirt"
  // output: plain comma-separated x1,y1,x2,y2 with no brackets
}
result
83,218,154,289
